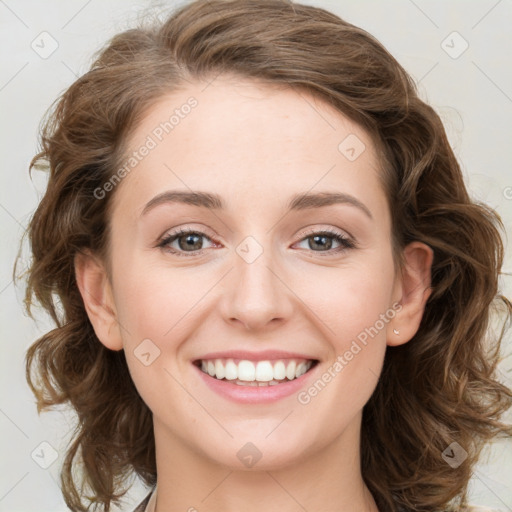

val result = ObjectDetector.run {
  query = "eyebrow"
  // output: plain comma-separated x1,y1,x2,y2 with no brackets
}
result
141,190,373,219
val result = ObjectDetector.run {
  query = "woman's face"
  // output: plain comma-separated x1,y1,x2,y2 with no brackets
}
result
92,76,417,469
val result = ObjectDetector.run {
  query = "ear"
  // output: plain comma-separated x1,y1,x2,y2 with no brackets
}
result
387,241,434,347
74,249,123,351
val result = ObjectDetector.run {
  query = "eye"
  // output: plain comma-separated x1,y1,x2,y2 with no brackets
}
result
157,228,216,257
157,227,356,258
294,228,355,255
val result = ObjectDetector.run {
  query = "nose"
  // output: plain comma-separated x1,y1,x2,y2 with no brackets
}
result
219,242,294,331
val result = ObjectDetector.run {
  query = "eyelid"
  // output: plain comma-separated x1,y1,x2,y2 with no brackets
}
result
296,225,354,242
156,224,217,246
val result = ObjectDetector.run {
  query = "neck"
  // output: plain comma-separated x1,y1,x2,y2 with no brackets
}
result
151,413,379,512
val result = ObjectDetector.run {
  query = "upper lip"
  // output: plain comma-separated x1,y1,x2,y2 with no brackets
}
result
194,350,319,362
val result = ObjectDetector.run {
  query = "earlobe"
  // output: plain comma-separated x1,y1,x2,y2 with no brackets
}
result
74,250,123,351
387,241,434,347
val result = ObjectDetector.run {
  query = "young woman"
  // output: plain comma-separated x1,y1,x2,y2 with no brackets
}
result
21,1,511,511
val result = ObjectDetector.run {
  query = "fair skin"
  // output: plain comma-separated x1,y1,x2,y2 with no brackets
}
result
75,76,433,512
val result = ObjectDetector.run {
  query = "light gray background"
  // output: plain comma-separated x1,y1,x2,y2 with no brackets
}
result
1,1,511,511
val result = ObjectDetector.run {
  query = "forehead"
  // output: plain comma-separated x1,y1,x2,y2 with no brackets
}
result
111,76,388,221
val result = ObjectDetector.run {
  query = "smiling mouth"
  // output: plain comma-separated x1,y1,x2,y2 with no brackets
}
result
193,358,319,386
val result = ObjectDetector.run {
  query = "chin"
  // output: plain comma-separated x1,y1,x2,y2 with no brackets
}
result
199,435,314,472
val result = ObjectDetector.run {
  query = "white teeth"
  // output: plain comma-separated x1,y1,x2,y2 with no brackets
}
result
197,358,315,383
296,362,307,378
255,361,274,381
273,361,286,380
236,380,258,386
215,360,225,380
238,360,256,381
286,361,296,380
233,378,295,387
225,360,238,380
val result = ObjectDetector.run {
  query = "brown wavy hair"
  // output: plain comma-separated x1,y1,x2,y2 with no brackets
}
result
18,0,512,511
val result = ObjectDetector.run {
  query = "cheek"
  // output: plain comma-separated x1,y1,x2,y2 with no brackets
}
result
295,256,394,407
295,272,393,433
109,258,218,399
299,258,395,346
339,274,394,344
111,265,195,414
111,253,209,343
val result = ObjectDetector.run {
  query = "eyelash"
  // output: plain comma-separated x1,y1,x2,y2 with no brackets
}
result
157,227,356,258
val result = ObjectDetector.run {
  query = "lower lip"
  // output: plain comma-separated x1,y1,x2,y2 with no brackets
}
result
192,362,318,404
